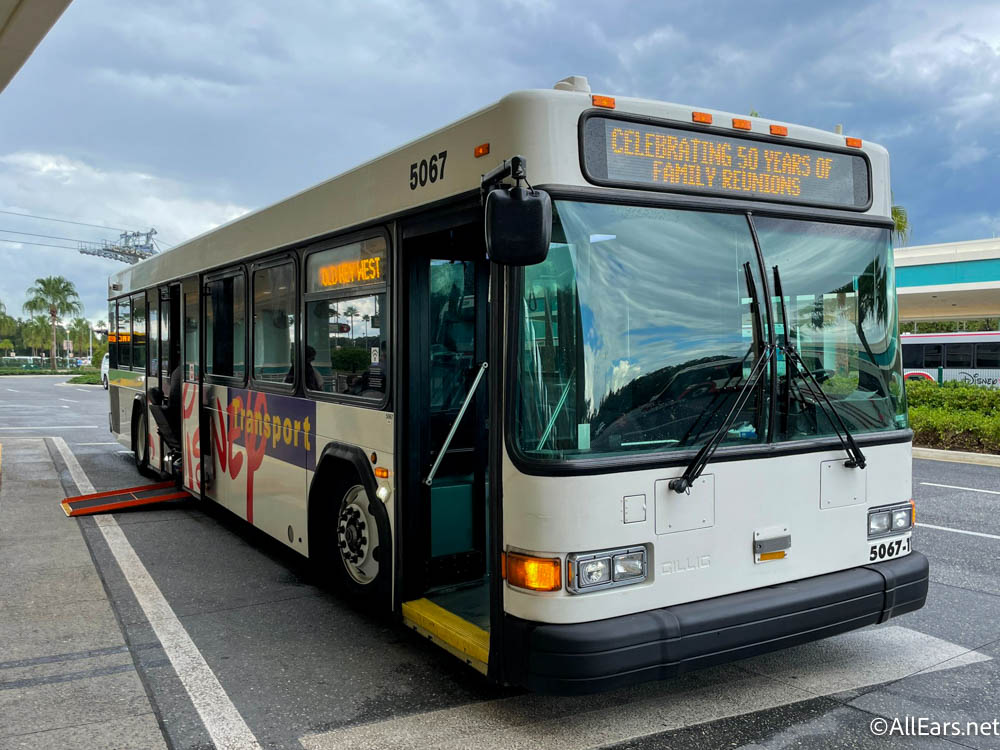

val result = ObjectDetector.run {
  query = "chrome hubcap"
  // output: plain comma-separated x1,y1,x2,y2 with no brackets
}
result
336,485,378,585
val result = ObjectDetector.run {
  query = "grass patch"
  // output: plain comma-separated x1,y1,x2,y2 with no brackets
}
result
67,372,103,385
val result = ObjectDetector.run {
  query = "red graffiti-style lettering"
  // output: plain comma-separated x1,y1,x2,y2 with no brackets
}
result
210,396,244,481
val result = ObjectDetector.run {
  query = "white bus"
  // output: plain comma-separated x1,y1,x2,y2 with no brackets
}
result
107,76,927,694
902,331,1000,387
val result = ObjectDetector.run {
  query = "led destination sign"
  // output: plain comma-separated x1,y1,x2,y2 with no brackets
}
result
306,236,386,294
582,116,870,209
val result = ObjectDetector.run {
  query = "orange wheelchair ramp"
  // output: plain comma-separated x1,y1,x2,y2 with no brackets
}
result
62,481,190,517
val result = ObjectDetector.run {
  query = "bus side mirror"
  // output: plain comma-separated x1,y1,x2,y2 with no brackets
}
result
484,186,551,266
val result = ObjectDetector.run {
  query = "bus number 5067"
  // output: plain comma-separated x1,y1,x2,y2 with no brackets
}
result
409,151,447,190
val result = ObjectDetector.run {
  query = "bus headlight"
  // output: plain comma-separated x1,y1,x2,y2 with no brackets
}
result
567,547,647,593
580,558,611,586
868,503,912,539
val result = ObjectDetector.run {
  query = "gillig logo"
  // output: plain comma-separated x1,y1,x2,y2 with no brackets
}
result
662,555,711,575
211,388,316,523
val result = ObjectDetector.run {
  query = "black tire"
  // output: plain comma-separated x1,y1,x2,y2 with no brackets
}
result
102,375,108,390
134,407,156,478
318,477,391,606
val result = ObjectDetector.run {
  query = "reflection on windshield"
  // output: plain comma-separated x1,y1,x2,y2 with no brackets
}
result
512,201,906,462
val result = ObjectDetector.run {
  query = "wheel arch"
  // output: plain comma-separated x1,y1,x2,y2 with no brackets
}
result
307,441,382,557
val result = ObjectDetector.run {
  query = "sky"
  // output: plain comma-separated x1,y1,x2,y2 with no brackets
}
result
0,0,998,324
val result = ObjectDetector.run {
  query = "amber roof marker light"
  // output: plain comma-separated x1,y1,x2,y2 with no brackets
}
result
732,118,752,130
692,111,713,124
770,124,788,136
592,95,616,109
474,143,490,158
846,137,863,148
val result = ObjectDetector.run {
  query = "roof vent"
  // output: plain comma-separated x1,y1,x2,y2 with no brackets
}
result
553,75,591,93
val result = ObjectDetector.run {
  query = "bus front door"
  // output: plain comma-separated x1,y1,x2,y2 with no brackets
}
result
402,222,490,609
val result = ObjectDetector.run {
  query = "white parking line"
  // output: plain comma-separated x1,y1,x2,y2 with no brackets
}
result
6,388,18,392
921,481,1000,496
75,388,93,393
300,626,989,750
59,398,78,403
75,442,119,446
918,522,1000,541
0,425,99,430
51,436,262,750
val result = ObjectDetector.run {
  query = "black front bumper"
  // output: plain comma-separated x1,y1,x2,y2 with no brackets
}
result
503,551,929,695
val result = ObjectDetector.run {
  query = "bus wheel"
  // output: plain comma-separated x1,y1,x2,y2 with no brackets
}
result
335,484,385,595
134,408,154,478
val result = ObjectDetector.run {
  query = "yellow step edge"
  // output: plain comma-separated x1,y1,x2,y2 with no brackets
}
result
402,598,490,671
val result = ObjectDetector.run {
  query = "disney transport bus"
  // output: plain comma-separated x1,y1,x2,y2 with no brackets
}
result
106,76,927,694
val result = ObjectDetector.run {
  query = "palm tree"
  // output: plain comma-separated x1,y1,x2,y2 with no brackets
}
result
891,194,909,246
23,316,50,358
362,314,370,340
70,317,91,354
343,305,360,343
22,276,83,365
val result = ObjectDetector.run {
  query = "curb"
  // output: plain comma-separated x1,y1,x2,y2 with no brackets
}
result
913,447,1000,467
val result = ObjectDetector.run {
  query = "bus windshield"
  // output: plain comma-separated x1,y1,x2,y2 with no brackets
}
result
512,201,907,462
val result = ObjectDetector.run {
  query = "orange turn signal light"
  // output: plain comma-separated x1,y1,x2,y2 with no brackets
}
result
474,143,490,158
910,498,916,526
759,550,787,561
770,124,788,136
592,95,616,109
504,552,562,592
692,111,713,124
732,118,751,130
846,137,862,148
374,467,389,479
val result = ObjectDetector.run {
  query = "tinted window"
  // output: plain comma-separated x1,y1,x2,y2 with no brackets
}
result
305,293,387,399
902,344,922,368
923,344,942,368
205,274,246,379
946,343,972,368
132,294,146,371
108,301,118,368
253,262,296,384
184,290,199,381
117,298,131,368
977,343,1000,369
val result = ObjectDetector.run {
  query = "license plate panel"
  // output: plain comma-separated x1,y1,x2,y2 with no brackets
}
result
868,535,911,562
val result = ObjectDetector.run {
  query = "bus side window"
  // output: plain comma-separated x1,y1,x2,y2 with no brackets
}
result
117,298,131,369
977,343,1000,369
205,274,246,380
923,344,942,369
132,293,147,372
252,262,296,386
902,344,922,368
184,289,199,381
946,343,972,369
108,300,118,368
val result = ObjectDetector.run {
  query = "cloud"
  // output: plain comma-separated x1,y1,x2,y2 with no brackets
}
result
0,151,247,323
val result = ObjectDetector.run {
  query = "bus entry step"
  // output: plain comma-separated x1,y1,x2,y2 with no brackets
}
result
62,481,190,517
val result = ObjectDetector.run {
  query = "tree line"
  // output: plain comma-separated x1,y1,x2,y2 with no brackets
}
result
0,276,107,363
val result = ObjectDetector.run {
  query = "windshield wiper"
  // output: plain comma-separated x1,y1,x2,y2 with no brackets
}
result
772,266,867,470
669,263,771,494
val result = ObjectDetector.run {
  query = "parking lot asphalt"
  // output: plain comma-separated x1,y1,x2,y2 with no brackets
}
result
2,375,999,749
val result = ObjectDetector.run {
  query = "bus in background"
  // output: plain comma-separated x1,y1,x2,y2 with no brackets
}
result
106,75,927,694
902,331,1000,387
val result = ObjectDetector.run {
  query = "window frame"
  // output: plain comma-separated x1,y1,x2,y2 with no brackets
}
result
975,342,1000,369
901,343,923,369
202,266,249,386
131,291,148,374
250,253,299,394
945,342,973,369
301,227,391,409
116,296,132,370
923,343,943,369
